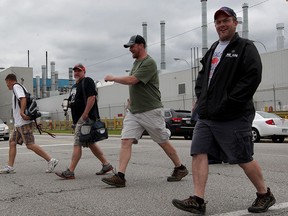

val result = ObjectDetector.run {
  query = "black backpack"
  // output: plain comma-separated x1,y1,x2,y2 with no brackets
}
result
12,83,41,120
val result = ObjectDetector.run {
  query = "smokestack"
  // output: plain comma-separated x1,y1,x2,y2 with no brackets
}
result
36,76,40,99
276,23,285,50
242,3,249,39
51,61,56,91
201,0,208,56
160,20,166,70
41,65,47,98
55,71,59,91
69,67,73,88
237,17,243,37
142,22,147,46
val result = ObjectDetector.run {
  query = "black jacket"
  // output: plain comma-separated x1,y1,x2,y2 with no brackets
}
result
195,33,262,121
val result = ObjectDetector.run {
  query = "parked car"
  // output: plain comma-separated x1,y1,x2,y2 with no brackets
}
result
252,111,288,143
142,109,194,140
0,119,10,141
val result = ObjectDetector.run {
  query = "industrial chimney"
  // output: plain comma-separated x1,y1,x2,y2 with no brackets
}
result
142,22,147,47
51,61,56,91
276,23,285,50
41,65,47,98
69,67,73,88
201,0,208,56
36,76,41,99
160,20,166,70
242,3,249,39
237,17,243,37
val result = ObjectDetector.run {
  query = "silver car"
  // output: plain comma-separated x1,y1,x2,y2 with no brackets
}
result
0,119,10,141
252,111,288,143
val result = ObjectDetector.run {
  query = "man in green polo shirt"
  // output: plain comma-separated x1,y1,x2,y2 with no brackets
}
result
102,35,188,187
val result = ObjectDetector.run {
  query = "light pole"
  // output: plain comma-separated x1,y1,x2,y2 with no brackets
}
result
174,57,194,105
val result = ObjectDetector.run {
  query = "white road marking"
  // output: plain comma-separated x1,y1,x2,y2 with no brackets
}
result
211,202,288,216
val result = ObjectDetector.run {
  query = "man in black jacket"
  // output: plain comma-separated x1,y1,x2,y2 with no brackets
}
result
172,7,275,214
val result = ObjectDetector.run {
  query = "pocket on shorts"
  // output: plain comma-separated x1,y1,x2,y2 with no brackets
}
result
233,129,254,162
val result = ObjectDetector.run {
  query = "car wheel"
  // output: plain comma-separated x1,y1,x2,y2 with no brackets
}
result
4,137,9,141
271,136,285,143
251,128,260,142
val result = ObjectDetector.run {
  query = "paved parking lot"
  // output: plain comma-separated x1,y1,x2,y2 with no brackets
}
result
0,135,288,216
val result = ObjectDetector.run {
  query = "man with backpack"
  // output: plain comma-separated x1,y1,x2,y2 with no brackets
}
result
1,73,59,174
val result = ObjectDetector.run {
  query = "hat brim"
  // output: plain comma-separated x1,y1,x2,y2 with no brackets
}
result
124,42,135,48
214,10,231,20
73,66,83,71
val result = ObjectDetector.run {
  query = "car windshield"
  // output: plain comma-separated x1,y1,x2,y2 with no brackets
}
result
257,111,281,119
0,119,4,124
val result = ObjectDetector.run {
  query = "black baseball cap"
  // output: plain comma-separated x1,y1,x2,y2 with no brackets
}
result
124,35,146,48
214,7,237,20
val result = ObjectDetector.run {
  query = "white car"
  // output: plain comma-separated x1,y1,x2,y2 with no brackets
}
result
0,119,10,141
252,111,288,143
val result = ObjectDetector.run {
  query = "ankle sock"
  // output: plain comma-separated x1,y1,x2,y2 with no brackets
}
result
117,172,125,180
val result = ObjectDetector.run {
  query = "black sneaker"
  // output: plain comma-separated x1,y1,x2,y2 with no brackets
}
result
55,168,75,180
102,174,126,187
248,187,276,213
96,163,113,175
167,166,188,182
172,196,206,215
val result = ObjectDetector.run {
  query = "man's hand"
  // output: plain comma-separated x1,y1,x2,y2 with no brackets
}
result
104,75,114,82
20,112,31,120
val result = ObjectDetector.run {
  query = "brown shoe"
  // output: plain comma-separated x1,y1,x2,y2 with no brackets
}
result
248,187,276,213
172,196,206,214
167,166,188,182
102,174,126,187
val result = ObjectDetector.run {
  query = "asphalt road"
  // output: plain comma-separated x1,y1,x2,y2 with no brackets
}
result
0,135,288,216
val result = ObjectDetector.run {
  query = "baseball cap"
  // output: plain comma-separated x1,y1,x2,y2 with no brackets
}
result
214,7,237,20
124,35,146,48
73,63,86,72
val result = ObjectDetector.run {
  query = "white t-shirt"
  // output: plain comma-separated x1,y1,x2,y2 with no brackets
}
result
12,84,32,127
208,40,229,86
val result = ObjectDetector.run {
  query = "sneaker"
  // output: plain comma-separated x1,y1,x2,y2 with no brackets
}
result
102,174,126,187
0,165,16,174
55,168,75,180
46,158,59,173
248,187,276,213
172,196,206,215
96,163,113,175
167,166,188,182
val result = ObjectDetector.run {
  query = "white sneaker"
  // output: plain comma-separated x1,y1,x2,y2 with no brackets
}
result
46,158,59,173
0,165,16,174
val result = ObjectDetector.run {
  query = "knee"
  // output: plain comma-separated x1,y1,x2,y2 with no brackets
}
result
121,139,133,149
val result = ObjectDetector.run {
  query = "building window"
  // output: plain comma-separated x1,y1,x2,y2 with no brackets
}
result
178,83,186,95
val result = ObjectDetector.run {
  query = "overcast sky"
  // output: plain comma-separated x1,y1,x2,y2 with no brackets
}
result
0,0,287,81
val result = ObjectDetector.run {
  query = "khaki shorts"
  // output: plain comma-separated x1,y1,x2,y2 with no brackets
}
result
74,117,95,146
12,122,35,145
121,108,171,144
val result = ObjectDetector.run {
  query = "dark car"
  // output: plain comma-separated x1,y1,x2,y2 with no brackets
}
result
142,109,195,139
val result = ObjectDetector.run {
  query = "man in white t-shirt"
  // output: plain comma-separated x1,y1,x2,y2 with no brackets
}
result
0,74,59,174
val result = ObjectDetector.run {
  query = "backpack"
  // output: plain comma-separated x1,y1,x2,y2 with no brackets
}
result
13,83,41,120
